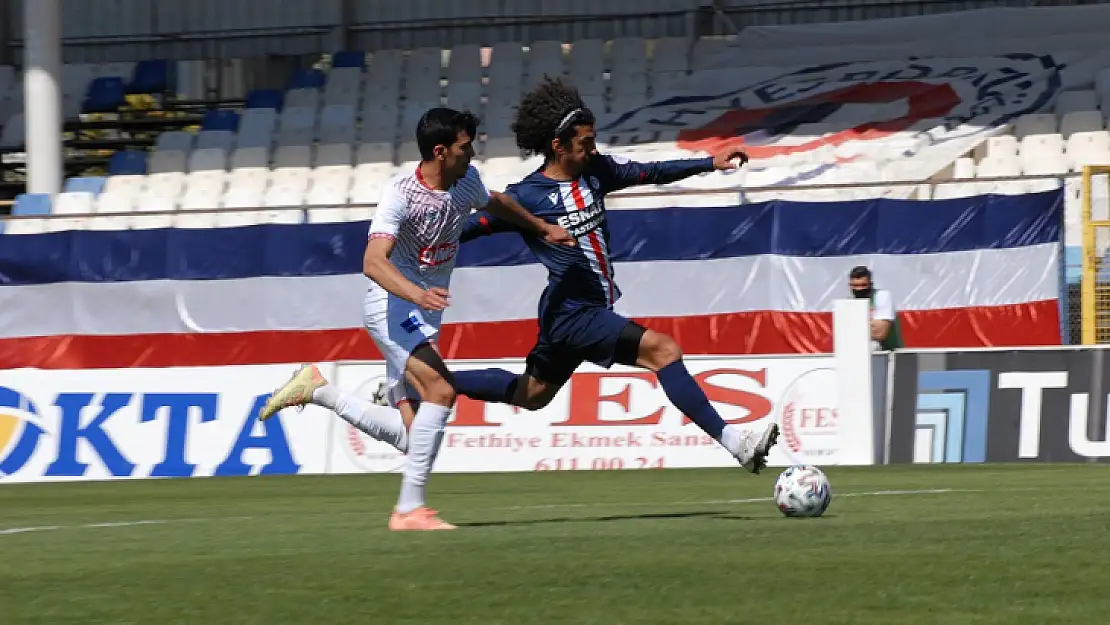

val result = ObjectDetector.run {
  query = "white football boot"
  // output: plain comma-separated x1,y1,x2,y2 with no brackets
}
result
735,422,780,474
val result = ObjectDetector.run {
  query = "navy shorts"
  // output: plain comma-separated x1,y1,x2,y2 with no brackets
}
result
525,304,639,386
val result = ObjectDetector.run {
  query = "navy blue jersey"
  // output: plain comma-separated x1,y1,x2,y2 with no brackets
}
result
462,154,714,308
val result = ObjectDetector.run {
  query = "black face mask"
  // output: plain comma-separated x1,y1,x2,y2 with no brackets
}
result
852,287,873,299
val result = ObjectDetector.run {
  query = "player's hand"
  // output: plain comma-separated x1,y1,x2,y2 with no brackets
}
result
543,224,577,247
418,287,451,311
712,149,749,170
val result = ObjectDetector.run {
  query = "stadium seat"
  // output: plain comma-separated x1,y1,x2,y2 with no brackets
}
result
128,59,172,94
0,112,24,148
315,143,353,167
231,146,270,169
196,130,235,152
332,50,367,69
103,174,146,199
318,104,356,144
446,82,482,114
202,109,240,132
489,42,524,98
65,176,107,195
360,101,399,142
222,186,265,209
985,135,1019,159
227,168,268,194
1056,90,1099,115
611,38,648,98
150,150,187,174
448,45,482,84
277,107,317,146
289,69,326,90
526,40,565,88
356,142,393,165
188,148,228,172
13,193,51,216
366,49,403,102
324,67,361,107
1060,110,1105,136
237,108,278,149
651,38,691,75
406,47,443,103
1014,113,1058,138
93,191,136,215
275,145,312,168
83,77,127,113
569,39,604,96
245,89,284,110
285,88,321,111
108,151,148,176
157,131,194,153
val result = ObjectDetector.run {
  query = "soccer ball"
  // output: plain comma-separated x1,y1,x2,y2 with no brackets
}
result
773,465,832,518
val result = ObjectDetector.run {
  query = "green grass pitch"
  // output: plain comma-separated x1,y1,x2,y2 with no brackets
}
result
2,464,1108,624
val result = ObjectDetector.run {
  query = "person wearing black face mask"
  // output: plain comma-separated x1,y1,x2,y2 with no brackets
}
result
848,265,903,351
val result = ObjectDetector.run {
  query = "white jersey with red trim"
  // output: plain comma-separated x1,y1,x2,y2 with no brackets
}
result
366,164,490,290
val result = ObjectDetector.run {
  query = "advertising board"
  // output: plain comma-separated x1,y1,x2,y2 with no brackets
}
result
888,348,1110,463
0,365,333,483
330,355,867,474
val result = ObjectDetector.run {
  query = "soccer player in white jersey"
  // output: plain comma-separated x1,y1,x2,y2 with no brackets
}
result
259,108,574,531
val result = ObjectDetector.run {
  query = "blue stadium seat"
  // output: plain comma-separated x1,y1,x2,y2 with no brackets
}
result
13,193,52,216
332,51,366,69
245,89,284,110
108,150,148,175
128,59,173,94
83,77,127,113
202,109,240,132
288,69,326,90
65,176,107,195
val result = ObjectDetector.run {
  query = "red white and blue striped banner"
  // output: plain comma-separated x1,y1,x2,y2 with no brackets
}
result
0,191,1064,370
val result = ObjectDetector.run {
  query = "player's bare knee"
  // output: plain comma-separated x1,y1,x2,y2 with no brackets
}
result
638,331,683,371
422,376,457,406
515,376,558,410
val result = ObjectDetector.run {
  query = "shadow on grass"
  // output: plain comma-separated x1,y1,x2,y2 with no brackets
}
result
457,510,757,527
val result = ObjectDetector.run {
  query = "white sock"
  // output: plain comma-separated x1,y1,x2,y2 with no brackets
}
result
395,402,452,514
311,385,409,453
720,424,743,457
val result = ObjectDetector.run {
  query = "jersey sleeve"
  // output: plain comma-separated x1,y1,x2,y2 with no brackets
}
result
460,183,527,243
872,290,896,321
595,153,716,193
367,182,406,240
466,165,492,210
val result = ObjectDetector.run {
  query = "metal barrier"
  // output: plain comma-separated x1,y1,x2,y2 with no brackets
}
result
1081,165,1110,343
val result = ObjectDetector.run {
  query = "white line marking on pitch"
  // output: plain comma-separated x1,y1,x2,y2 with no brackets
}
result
500,488,975,511
0,489,974,535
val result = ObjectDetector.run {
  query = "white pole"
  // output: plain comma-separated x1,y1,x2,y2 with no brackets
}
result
24,0,64,197
834,298,875,465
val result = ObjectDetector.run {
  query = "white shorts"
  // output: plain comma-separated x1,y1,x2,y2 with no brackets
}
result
363,287,441,408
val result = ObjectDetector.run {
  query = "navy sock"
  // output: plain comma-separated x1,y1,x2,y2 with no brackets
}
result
453,368,519,404
656,360,728,440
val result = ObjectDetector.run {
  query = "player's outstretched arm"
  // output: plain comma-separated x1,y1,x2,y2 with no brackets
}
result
459,209,517,243
600,149,749,192
483,191,576,247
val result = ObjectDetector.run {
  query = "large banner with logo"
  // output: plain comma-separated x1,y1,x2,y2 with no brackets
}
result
0,355,888,483
0,193,1064,373
599,55,1064,194
888,348,1110,464
329,355,888,474
0,364,335,483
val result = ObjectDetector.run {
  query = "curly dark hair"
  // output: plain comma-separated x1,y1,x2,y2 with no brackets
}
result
511,76,596,158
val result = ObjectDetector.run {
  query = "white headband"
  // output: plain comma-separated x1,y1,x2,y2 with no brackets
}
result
553,108,584,137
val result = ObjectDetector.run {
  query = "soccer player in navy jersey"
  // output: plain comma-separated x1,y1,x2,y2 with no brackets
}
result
451,77,780,473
